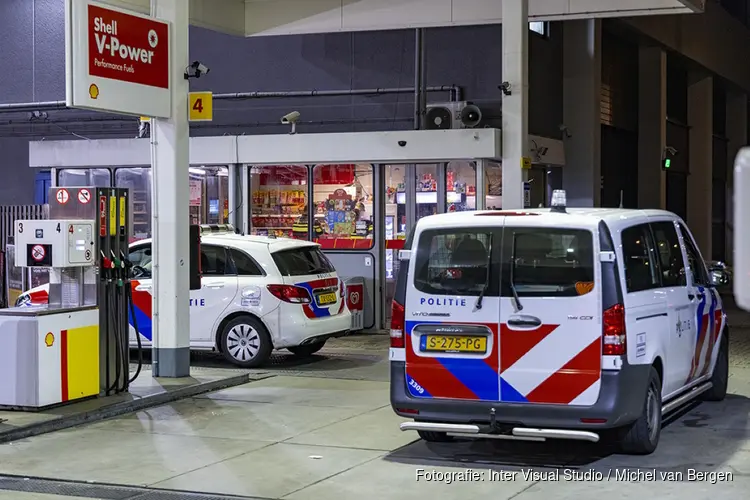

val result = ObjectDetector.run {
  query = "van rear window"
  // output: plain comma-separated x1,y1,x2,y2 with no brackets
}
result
272,247,335,276
501,228,595,297
412,227,595,298
413,229,498,297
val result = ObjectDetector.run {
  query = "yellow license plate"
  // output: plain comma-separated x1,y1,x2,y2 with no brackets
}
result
423,335,487,353
317,292,337,305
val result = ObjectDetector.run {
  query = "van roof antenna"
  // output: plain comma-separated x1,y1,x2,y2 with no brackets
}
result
618,190,624,209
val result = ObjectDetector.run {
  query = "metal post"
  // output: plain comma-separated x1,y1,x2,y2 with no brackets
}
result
150,0,190,377
501,0,529,209
475,160,486,210
227,164,238,228
240,165,250,235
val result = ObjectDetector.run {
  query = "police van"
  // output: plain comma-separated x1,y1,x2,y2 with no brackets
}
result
390,191,729,454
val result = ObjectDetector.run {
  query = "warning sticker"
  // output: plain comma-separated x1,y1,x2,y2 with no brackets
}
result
31,245,46,261
78,189,91,204
56,189,69,204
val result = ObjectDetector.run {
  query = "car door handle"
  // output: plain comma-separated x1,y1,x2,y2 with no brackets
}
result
507,316,542,327
135,284,151,292
204,283,224,289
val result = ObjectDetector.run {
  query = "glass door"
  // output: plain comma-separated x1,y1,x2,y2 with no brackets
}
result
383,163,443,327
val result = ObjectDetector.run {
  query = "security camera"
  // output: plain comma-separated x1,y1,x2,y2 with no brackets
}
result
281,111,300,124
184,61,210,79
281,111,300,134
499,82,512,96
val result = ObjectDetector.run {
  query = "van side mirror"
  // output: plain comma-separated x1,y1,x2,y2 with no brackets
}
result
707,261,731,287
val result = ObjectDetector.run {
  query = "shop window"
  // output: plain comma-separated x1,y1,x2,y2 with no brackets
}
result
416,164,439,221
485,161,502,209
58,168,112,188
115,168,151,242
312,164,374,250
190,166,230,225
249,166,309,239
446,161,477,212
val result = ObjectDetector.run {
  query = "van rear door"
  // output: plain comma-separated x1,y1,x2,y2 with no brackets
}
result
404,225,503,401
498,222,601,406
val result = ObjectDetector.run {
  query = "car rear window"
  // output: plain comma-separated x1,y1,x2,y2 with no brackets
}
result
413,229,499,296
501,228,595,297
272,246,336,276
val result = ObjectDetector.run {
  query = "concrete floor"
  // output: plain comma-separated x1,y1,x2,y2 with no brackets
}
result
1,322,750,499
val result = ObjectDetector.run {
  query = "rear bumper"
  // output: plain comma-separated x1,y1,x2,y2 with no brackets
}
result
390,360,650,430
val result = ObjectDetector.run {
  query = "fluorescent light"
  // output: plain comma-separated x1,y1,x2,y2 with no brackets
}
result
189,167,206,175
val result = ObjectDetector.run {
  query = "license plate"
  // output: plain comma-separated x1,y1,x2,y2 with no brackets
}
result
316,292,337,305
422,335,487,353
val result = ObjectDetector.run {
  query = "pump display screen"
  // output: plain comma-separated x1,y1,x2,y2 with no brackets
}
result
26,244,52,267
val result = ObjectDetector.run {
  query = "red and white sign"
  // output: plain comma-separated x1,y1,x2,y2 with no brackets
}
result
65,0,171,118
31,245,46,262
99,195,107,236
346,284,365,312
56,189,70,204
78,188,91,204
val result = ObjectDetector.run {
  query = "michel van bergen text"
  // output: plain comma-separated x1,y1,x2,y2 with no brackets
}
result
415,468,733,483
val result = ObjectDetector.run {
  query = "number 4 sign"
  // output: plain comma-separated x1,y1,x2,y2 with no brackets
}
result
188,91,212,122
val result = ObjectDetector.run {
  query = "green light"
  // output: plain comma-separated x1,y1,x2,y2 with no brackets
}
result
663,158,671,169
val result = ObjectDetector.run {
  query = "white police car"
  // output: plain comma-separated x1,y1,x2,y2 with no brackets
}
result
390,190,729,454
17,228,352,368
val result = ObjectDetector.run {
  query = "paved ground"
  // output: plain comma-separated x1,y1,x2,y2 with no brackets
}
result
1,304,750,500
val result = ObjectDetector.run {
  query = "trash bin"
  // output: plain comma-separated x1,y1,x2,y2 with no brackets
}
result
344,276,365,332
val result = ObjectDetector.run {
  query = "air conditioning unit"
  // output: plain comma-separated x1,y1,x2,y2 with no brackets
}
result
425,101,482,130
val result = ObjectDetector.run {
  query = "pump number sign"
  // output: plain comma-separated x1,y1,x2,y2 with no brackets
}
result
65,0,171,118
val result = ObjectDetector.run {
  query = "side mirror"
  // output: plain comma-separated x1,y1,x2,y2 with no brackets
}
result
707,261,731,287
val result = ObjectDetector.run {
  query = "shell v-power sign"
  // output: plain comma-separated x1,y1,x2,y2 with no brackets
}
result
65,0,171,118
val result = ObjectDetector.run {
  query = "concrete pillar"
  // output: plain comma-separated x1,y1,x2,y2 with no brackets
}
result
562,19,601,207
637,47,667,209
150,0,191,377
501,0,528,209
725,90,747,265
687,72,713,258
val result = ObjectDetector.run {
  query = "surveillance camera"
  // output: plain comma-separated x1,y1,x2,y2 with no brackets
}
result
184,61,210,79
281,111,300,124
665,146,678,156
499,82,512,96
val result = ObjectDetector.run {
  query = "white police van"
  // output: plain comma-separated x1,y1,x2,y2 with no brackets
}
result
17,226,352,368
390,190,729,454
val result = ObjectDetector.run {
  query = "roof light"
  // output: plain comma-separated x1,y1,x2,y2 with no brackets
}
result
550,189,567,213
199,224,236,235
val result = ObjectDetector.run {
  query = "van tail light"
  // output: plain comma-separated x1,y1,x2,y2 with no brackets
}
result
267,284,312,304
602,304,626,355
390,300,405,348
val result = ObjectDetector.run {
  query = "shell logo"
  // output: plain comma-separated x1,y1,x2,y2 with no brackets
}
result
44,332,55,347
89,84,99,99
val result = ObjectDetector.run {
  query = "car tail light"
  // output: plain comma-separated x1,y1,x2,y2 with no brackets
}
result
602,304,626,355
267,284,312,304
390,300,405,348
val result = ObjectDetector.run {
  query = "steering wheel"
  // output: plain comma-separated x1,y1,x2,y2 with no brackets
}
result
131,265,150,278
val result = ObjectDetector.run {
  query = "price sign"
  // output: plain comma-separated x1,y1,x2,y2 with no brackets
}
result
188,91,213,122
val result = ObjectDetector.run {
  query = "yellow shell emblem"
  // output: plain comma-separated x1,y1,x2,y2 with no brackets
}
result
44,332,55,347
89,84,99,99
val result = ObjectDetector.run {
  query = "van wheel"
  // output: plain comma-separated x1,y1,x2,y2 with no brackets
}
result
618,366,662,455
220,316,272,368
703,334,728,402
288,340,326,357
417,430,454,443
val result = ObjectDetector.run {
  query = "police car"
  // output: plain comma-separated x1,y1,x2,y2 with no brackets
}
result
16,227,352,368
390,190,729,455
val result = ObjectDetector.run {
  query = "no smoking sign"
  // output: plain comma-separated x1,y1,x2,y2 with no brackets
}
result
31,245,46,261
78,189,91,204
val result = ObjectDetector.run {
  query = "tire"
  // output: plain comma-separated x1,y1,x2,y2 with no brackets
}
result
703,333,729,402
220,316,272,368
618,366,662,455
288,340,326,357
417,430,454,443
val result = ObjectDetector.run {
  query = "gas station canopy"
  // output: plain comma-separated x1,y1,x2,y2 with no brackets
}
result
101,0,704,37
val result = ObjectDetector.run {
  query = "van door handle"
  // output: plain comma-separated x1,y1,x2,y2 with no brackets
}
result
507,316,542,327
135,284,151,292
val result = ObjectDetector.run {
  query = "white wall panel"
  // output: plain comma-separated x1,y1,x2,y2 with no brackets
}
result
342,0,452,30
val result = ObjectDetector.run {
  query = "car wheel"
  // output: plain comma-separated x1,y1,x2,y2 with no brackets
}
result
417,430,454,443
220,316,272,368
703,333,729,402
618,366,662,455
287,340,326,357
